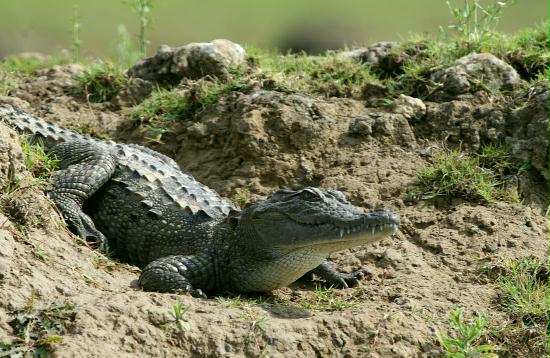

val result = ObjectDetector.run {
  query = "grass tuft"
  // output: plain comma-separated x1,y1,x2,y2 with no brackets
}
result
299,285,362,312
130,69,246,140
249,48,377,98
0,54,68,96
20,138,60,181
483,257,549,357
78,62,127,102
415,144,526,203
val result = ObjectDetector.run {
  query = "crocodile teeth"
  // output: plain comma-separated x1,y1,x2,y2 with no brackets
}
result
339,229,344,238
371,227,375,234
391,224,398,235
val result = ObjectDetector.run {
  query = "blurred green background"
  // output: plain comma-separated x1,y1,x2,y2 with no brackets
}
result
0,0,547,58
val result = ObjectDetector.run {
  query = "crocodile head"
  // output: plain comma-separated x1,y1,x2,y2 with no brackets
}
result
227,187,400,291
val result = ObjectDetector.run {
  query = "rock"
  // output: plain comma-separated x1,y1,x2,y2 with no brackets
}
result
111,77,153,108
391,95,426,121
419,100,506,150
362,82,389,99
506,82,549,182
431,53,522,96
338,42,397,66
128,39,247,83
0,96,30,111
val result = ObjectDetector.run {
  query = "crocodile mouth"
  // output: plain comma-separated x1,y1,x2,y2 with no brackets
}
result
284,212,400,252
332,220,399,238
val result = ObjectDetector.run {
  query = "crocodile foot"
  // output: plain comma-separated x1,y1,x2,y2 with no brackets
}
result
138,255,208,298
312,261,373,288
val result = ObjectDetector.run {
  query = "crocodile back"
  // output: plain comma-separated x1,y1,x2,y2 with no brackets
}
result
0,105,234,219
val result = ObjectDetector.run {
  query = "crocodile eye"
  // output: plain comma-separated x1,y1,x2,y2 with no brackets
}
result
299,189,320,202
327,190,348,203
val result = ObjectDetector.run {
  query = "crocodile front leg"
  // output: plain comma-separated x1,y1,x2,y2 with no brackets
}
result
138,255,212,298
311,261,371,288
48,140,116,247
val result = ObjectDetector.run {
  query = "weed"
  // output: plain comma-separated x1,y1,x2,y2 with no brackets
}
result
70,5,82,63
0,55,67,76
33,249,50,262
115,24,141,68
438,307,503,358
488,257,548,323
0,71,18,96
160,301,191,332
78,62,127,102
0,299,76,358
234,190,251,208
92,251,138,273
241,307,269,357
217,295,248,309
445,0,515,44
126,0,155,58
415,144,526,203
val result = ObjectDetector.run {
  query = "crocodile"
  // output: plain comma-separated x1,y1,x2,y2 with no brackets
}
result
0,106,400,295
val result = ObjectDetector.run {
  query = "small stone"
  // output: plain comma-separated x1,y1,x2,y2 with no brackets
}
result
506,239,517,248
391,94,426,121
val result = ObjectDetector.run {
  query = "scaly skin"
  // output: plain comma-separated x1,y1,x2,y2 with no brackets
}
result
1,106,400,295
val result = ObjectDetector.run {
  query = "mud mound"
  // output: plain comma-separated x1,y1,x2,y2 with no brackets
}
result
0,34,548,358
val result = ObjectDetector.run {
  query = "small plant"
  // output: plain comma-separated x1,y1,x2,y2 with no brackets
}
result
20,138,60,181
78,62,127,102
445,0,515,43
1,300,76,358
234,190,251,208
438,308,503,358
241,307,269,357
115,24,141,68
0,71,18,96
126,0,155,58
70,5,82,63
160,301,191,332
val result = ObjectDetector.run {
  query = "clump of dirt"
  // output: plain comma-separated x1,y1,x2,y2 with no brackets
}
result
0,31,548,358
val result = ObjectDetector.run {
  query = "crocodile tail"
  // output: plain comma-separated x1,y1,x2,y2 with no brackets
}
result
0,105,88,150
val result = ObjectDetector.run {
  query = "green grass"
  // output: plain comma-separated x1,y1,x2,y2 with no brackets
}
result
249,48,378,98
371,21,548,98
130,69,246,138
492,257,548,325
299,285,362,312
483,257,549,357
20,138,60,182
415,144,526,203
77,62,128,102
1,300,76,358
130,88,190,122
0,54,69,96
438,308,503,358
159,301,191,332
